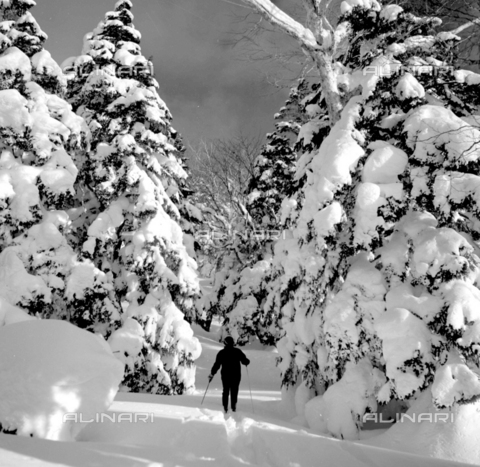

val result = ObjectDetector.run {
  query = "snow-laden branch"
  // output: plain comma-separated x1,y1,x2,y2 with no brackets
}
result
241,0,319,51
449,17,480,35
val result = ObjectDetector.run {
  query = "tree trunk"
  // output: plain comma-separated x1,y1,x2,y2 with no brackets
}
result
312,50,343,124
242,0,343,125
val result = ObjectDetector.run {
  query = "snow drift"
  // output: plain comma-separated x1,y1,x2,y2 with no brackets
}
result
0,319,124,441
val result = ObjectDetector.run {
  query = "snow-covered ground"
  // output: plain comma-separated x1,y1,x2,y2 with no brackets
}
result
0,319,474,466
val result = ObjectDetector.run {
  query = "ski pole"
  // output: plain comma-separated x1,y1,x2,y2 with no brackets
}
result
246,367,254,413
201,379,211,405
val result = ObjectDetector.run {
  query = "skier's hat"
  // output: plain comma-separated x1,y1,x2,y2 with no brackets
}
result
224,336,235,347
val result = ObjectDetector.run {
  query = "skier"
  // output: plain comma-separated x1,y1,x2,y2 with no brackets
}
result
209,336,250,413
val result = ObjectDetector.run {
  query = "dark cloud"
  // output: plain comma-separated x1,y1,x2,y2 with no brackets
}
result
34,0,292,144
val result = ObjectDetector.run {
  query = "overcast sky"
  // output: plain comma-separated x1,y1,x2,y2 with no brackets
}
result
34,0,294,145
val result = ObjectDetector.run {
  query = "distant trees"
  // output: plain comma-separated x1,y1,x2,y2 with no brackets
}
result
189,134,262,276
198,85,304,342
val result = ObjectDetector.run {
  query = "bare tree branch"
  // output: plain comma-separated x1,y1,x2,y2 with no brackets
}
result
242,0,319,50
449,17,480,34
241,0,345,124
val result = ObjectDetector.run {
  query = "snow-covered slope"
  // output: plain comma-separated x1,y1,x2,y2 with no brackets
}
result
0,322,474,467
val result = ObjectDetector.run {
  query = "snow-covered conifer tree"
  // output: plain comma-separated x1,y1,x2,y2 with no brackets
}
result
63,0,201,394
261,0,480,443
247,81,307,228
0,0,120,336
256,78,330,369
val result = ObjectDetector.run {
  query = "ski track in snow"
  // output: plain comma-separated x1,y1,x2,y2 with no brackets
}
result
0,320,473,466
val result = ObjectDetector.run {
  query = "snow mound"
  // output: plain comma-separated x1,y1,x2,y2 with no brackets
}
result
0,47,31,80
31,50,67,88
365,389,480,465
307,359,385,439
380,5,403,21
0,319,124,441
0,89,30,132
395,73,425,100
363,141,407,184
0,297,34,326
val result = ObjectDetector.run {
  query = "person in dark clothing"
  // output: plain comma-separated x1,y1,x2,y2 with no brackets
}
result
209,336,250,412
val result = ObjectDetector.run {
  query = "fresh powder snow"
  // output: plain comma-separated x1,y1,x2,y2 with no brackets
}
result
0,319,124,441
0,319,474,466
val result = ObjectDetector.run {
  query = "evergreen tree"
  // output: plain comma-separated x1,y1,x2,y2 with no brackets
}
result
63,0,201,394
272,0,480,439
0,0,118,333
258,78,329,363
247,81,306,229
